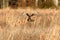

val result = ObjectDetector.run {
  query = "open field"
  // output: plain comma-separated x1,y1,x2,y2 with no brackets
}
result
0,8,60,40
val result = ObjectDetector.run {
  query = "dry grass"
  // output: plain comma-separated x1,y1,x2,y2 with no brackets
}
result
0,7,60,40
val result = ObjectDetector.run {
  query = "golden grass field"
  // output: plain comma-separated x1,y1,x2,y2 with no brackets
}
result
0,7,60,40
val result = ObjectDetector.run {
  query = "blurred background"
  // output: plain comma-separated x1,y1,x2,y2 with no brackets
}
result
0,0,60,9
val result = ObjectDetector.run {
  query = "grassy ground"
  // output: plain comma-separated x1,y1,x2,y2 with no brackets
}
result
0,7,60,40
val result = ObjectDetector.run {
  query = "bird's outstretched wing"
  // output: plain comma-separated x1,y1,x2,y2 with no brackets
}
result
31,14,35,16
26,13,30,17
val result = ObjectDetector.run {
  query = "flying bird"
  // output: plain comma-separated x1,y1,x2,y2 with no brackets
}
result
26,13,34,22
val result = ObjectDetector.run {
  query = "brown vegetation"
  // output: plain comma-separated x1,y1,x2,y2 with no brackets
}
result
0,8,60,40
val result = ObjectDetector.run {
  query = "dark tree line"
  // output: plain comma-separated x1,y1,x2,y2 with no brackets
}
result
0,0,59,8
